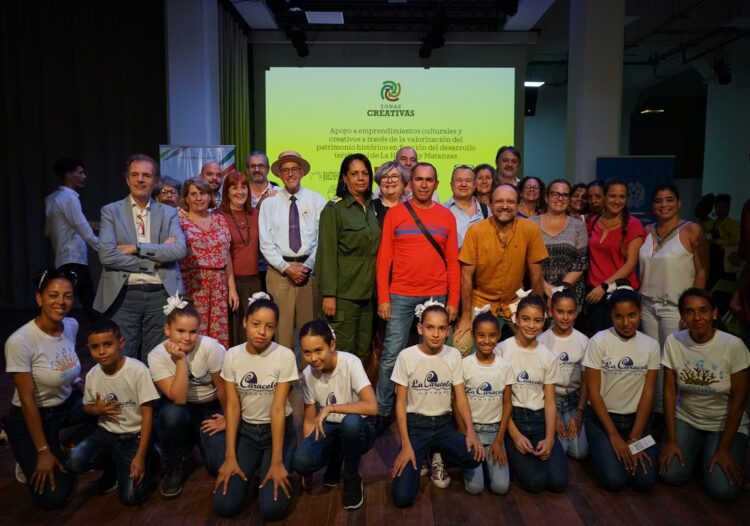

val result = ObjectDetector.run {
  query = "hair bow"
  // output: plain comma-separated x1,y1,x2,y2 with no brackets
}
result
507,289,533,325
248,292,271,306
414,297,445,321
606,283,633,299
473,304,492,316
163,292,188,315
327,323,337,341
551,285,566,295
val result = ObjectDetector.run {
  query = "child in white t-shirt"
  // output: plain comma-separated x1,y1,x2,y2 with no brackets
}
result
68,320,160,506
537,288,589,460
293,320,377,510
583,284,660,492
457,310,514,495
147,297,227,499
499,294,568,493
390,300,483,508
213,293,298,521
660,288,749,501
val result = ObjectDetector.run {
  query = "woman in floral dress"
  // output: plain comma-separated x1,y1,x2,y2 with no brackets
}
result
179,177,239,348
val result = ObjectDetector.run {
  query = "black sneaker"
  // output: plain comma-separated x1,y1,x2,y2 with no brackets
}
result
160,463,183,499
323,466,341,487
342,475,363,510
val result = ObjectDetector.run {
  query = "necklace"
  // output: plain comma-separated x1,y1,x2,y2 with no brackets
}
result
654,219,685,249
230,209,250,246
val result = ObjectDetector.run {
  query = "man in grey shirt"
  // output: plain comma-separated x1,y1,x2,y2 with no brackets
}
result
45,157,100,320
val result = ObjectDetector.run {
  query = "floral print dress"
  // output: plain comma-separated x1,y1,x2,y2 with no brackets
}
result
180,214,231,348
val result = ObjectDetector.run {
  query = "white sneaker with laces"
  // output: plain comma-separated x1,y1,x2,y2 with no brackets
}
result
429,452,451,489
15,463,27,484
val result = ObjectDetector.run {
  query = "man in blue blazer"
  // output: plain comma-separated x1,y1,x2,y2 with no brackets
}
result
94,154,187,360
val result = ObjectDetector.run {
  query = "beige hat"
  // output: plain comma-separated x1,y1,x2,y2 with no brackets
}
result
270,150,311,176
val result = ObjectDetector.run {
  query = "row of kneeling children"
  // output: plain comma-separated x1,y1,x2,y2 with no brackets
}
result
11,279,748,516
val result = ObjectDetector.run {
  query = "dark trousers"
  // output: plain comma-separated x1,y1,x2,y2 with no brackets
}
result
59,263,99,322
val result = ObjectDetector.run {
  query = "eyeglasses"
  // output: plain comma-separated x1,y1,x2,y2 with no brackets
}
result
453,164,475,170
381,174,402,181
549,191,570,200
249,164,268,170
159,188,178,196
280,167,302,175
38,268,78,290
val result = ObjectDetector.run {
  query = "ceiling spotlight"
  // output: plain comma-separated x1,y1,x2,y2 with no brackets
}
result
419,10,447,59
524,81,545,87
285,29,309,58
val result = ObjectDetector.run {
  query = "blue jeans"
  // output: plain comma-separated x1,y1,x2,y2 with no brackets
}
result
68,427,155,506
463,422,510,495
108,286,169,361
158,398,226,476
293,415,376,478
660,418,748,501
213,416,297,519
391,413,480,507
505,407,569,493
556,392,589,459
585,410,657,492
5,391,96,509
376,293,446,417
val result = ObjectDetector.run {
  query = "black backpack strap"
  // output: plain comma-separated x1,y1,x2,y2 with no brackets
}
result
403,201,446,265
480,202,489,219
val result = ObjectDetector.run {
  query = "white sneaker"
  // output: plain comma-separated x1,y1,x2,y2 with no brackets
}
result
15,463,27,484
419,460,430,477
429,453,451,489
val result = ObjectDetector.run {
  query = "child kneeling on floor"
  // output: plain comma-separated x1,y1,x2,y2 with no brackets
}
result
390,299,483,507
68,320,160,505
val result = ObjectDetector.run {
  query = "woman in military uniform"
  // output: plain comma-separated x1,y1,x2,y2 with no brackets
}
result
316,153,381,362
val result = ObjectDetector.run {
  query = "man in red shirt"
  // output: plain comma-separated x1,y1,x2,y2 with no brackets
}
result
375,163,460,419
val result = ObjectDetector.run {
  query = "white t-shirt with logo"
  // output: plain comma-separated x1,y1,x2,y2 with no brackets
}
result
5,318,81,408
663,329,750,435
462,353,515,424
221,342,298,424
148,336,226,403
537,329,589,396
83,358,160,434
497,338,561,411
391,345,464,416
582,328,660,415
301,351,371,423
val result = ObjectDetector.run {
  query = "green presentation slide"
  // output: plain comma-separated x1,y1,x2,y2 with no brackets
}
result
265,67,515,201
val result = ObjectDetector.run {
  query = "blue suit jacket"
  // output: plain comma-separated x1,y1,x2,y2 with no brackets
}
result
94,197,187,313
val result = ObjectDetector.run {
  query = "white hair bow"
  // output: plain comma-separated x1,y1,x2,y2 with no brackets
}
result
551,285,566,295
507,289,533,324
606,283,634,299
248,292,271,306
328,324,337,341
473,304,492,316
414,297,445,321
163,292,188,315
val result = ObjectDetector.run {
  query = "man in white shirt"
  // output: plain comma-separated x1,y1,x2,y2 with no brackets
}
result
443,165,488,249
247,151,278,291
45,158,100,320
259,151,326,349
94,154,186,361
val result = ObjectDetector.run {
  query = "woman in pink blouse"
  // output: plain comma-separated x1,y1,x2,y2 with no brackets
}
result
179,177,238,348
585,180,645,332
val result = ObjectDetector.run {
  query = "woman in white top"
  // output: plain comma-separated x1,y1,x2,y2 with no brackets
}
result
213,293,298,520
537,288,589,460
640,185,708,344
583,284,661,492
148,298,227,498
4,268,93,509
499,295,569,493
660,288,749,501
293,320,377,510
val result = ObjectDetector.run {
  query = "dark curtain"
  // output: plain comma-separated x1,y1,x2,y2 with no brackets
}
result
0,0,167,307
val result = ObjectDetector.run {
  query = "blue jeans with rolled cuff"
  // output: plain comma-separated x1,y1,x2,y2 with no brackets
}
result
391,413,480,508
585,409,657,492
5,391,96,509
158,398,226,476
660,418,747,501
213,415,297,520
293,414,376,478
505,407,569,493
556,392,589,460
68,426,156,506
463,422,510,495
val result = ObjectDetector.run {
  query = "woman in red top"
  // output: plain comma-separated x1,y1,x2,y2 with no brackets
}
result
179,178,239,348
585,180,645,332
218,171,261,346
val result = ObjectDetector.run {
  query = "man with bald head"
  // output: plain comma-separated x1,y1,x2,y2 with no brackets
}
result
199,161,224,206
453,184,548,353
396,146,418,177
